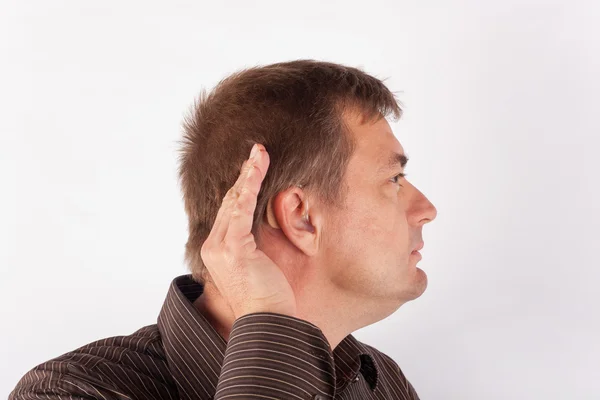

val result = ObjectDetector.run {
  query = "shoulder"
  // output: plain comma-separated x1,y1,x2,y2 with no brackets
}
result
9,324,177,400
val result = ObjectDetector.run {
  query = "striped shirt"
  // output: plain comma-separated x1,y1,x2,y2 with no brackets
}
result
9,274,420,399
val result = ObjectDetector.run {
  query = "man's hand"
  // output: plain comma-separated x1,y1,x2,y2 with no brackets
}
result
200,143,298,320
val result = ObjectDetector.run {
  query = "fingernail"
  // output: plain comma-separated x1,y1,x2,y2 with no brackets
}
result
250,144,259,160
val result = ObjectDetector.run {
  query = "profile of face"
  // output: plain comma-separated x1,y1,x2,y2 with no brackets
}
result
320,111,438,309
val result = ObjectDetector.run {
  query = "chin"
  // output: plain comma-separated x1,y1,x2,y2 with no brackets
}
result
405,267,428,300
416,267,428,292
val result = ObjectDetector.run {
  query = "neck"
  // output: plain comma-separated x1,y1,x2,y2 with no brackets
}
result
192,278,384,350
193,282,236,342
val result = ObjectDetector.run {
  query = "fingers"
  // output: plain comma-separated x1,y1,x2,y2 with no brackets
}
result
208,158,250,242
209,156,253,245
205,144,269,250
225,146,269,244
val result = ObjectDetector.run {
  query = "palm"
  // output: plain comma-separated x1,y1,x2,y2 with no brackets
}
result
200,144,297,319
237,249,296,316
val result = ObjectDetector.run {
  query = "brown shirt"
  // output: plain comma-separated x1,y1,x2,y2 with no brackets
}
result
9,274,420,399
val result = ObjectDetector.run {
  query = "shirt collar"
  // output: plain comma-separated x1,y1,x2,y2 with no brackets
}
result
157,274,380,399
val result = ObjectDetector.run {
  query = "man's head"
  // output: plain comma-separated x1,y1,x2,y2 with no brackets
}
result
178,60,436,315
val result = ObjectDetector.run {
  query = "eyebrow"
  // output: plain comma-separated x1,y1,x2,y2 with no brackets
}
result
379,151,409,173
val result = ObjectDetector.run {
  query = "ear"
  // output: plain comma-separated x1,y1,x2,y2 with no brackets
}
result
265,187,320,256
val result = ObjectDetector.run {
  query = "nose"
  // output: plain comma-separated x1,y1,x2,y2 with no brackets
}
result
422,196,437,224
408,182,437,225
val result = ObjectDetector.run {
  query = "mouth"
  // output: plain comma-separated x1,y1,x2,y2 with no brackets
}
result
411,242,424,259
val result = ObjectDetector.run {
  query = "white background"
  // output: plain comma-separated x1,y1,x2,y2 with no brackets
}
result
1,0,599,398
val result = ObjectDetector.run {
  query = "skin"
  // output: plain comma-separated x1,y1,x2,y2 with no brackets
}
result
195,109,437,350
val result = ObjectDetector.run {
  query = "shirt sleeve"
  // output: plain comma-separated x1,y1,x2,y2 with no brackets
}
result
9,362,128,400
214,312,337,400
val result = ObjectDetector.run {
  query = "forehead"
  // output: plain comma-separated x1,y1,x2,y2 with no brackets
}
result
344,111,405,168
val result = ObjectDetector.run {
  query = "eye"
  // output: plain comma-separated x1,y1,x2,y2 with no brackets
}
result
391,172,406,187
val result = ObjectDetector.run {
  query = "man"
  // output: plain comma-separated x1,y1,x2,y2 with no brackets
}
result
10,60,437,399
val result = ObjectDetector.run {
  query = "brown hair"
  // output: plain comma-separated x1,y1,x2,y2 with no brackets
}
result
177,59,403,284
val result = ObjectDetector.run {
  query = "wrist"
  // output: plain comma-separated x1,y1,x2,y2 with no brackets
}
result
236,306,298,320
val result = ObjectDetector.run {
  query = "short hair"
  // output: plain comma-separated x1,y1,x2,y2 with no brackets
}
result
177,59,403,284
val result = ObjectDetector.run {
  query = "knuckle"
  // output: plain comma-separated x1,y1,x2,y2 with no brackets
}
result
242,234,256,252
225,185,238,198
200,241,212,261
232,201,253,217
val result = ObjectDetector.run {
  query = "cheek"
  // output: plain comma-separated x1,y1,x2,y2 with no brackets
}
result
332,189,409,255
362,205,411,258
362,200,405,235
349,203,402,249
